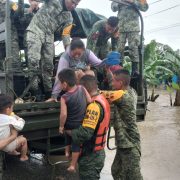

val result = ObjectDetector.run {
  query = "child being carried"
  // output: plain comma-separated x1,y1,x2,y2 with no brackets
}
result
0,94,28,161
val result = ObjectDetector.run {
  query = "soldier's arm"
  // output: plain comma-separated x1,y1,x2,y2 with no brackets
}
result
125,0,149,12
61,13,73,49
86,22,100,52
100,90,126,103
111,2,119,12
71,102,102,145
111,37,118,51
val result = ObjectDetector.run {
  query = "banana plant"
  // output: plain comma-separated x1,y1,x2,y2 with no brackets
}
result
144,40,180,105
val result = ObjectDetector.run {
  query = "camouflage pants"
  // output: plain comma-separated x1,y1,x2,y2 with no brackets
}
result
78,149,105,180
11,24,21,72
26,31,54,92
0,25,20,72
117,32,140,63
111,147,143,180
93,43,111,60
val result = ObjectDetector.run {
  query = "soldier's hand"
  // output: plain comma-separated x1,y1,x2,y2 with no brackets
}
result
113,31,120,38
28,0,39,12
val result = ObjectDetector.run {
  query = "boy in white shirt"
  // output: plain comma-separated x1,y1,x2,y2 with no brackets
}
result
0,94,28,161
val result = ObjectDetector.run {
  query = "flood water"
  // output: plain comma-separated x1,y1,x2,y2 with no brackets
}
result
3,90,180,180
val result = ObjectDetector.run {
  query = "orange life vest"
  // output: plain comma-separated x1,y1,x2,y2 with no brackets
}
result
92,94,111,151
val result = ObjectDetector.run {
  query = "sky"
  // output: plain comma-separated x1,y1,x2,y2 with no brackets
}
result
22,0,180,51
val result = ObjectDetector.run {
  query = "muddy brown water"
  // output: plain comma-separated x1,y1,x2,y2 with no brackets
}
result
3,90,180,180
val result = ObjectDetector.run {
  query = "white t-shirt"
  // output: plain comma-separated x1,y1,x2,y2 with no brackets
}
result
0,114,25,140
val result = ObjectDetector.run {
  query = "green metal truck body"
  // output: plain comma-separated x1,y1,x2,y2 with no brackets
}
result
0,0,147,156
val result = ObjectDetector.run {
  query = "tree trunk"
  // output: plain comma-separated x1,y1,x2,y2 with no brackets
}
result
174,88,180,106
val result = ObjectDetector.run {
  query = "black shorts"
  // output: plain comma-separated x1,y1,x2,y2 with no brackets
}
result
65,134,80,152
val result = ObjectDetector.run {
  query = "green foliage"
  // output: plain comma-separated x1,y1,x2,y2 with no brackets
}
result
123,56,131,72
172,82,180,90
166,85,173,93
144,40,180,88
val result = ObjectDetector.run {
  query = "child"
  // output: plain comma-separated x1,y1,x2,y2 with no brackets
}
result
103,51,122,89
0,94,28,161
58,69,91,172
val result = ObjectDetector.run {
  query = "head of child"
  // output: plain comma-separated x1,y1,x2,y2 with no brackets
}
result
112,69,131,90
0,94,13,115
58,68,77,92
80,75,98,96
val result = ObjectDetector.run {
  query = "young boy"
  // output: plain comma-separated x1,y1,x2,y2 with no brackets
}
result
101,69,143,180
0,94,28,161
58,68,91,172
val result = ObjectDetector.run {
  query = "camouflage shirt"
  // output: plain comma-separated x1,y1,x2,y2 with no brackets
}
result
87,20,118,52
101,88,141,150
27,0,73,47
113,88,141,150
111,0,148,32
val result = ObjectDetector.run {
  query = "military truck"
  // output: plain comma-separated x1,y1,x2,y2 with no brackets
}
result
0,0,147,177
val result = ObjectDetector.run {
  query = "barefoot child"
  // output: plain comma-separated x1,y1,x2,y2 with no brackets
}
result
0,94,28,161
58,69,91,172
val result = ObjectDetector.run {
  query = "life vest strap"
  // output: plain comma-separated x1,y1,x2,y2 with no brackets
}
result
96,131,107,137
94,141,106,147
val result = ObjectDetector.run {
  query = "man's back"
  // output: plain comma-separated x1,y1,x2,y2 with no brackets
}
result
113,88,141,150
111,0,148,32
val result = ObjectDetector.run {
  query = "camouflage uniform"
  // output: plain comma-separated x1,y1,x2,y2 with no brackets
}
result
101,88,142,180
0,0,34,72
0,0,6,71
0,0,6,24
111,0,148,71
0,1,20,72
25,0,73,93
87,20,118,59
71,98,106,180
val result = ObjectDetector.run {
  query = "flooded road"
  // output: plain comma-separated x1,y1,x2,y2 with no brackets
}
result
3,90,180,180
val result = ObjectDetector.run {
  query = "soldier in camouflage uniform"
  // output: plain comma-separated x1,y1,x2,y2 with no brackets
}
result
25,0,80,98
0,0,20,72
0,0,40,72
86,16,119,60
0,0,6,71
66,75,110,180
111,0,148,73
0,0,6,24
101,69,142,180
